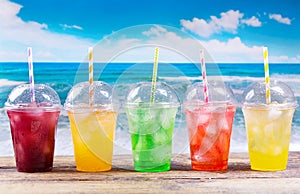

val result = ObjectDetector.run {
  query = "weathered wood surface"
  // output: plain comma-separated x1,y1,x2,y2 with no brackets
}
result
0,152,300,193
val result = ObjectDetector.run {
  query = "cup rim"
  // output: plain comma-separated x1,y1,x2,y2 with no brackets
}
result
6,106,61,112
65,103,115,111
242,102,298,110
183,100,236,107
5,103,62,110
125,102,179,108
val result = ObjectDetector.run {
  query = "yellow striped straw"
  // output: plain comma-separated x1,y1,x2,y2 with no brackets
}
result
263,46,271,104
150,47,159,103
88,47,94,106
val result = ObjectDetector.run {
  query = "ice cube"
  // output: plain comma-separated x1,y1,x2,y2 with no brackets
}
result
197,120,219,155
132,137,142,151
153,127,170,145
198,137,214,155
31,120,41,133
126,108,139,123
217,113,229,131
197,113,211,126
205,119,220,138
152,144,171,164
209,103,226,113
267,108,282,121
264,123,274,139
134,152,141,162
127,109,143,134
137,108,158,134
128,121,138,134
160,108,176,130
250,126,260,135
184,110,198,129
27,108,44,118
73,112,92,123
272,146,282,156
13,114,22,123
242,109,258,125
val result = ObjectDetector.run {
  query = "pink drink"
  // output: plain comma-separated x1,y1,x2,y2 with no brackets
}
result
7,108,60,172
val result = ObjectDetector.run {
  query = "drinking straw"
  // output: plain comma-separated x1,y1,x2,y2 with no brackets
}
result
88,47,94,106
27,47,35,102
200,49,209,103
263,46,271,104
150,47,159,103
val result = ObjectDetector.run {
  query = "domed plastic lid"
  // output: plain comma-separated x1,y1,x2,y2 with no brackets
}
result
242,80,297,108
5,84,61,109
183,81,236,105
126,82,179,107
64,81,113,110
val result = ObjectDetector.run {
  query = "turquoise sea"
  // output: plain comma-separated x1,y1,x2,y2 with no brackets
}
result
1,62,300,156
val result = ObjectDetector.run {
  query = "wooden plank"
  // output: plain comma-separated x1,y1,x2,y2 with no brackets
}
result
0,152,299,193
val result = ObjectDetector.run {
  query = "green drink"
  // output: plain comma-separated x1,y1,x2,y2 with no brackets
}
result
125,82,179,172
126,103,178,172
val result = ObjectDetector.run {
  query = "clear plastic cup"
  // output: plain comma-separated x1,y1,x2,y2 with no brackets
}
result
5,84,61,173
64,81,117,172
125,82,179,172
183,81,236,171
242,80,297,171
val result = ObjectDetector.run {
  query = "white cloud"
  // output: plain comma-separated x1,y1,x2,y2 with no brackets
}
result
60,24,83,30
269,55,300,63
0,1,298,63
181,10,262,37
142,25,167,36
180,10,243,37
91,25,199,63
0,0,94,62
201,37,263,62
269,14,291,25
212,10,243,33
92,25,262,63
180,17,216,38
101,26,299,63
241,16,262,27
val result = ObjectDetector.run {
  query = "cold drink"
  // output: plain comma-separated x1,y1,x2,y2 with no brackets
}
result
184,102,235,171
126,103,178,172
68,109,117,172
243,105,295,171
7,108,60,172
241,80,297,171
65,81,117,172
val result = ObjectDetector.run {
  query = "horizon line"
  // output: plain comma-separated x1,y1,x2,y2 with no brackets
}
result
1,61,300,64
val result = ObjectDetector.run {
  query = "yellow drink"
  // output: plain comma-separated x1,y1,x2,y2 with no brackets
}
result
242,105,295,171
68,109,117,172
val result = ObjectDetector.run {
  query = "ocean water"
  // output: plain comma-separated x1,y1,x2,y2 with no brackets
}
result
1,62,300,156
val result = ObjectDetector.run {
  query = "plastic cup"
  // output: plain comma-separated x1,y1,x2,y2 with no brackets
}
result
65,81,117,172
242,80,297,171
183,81,236,171
125,82,179,172
5,84,61,173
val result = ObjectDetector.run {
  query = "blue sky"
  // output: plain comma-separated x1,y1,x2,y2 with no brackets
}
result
0,0,299,62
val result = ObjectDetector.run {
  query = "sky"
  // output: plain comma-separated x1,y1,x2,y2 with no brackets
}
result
0,0,300,63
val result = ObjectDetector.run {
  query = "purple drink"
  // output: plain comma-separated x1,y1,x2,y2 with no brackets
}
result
5,84,61,173
7,108,60,172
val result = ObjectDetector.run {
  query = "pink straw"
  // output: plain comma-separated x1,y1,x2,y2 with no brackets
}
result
200,49,209,103
27,47,35,102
